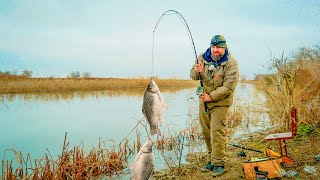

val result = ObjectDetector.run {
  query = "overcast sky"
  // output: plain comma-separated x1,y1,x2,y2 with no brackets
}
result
0,0,319,79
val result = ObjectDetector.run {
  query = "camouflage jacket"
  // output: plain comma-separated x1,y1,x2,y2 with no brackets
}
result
190,52,239,108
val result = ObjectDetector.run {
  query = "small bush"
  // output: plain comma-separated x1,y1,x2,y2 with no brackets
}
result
68,71,81,78
297,123,314,136
82,72,91,78
22,70,33,77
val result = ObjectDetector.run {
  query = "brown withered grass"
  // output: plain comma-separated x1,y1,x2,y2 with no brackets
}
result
0,77,198,94
256,57,320,129
1,133,133,180
293,62,320,127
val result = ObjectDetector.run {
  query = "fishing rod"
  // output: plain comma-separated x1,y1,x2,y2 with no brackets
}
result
228,143,293,164
228,143,263,153
152,10,207,112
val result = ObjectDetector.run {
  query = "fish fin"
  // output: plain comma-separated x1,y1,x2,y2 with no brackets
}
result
162,101,166,109
158,115,163,125
143,155,155,179
163,102,168,112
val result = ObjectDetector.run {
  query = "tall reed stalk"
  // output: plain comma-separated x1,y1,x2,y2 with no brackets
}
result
256,53,296,130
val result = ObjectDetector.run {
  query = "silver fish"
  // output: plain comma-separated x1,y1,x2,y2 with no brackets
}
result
142,79,165,136
130,140,154,180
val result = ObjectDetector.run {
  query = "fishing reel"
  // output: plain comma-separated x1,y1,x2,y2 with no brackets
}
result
196,86,203,97
237,150,246,157
196,85,208,114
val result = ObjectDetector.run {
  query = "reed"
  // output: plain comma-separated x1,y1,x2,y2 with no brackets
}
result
256,45,320,130
0,77,198,94
228,99,244,128
1,135,129,180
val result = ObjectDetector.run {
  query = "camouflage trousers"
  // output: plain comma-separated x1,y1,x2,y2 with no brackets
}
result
199,102,230,166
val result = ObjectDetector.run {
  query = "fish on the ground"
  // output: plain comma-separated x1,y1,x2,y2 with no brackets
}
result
130,140,154,180
142,79,165,136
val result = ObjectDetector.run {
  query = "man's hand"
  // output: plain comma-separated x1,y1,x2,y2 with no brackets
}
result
195,63,203,73
201,93,213,102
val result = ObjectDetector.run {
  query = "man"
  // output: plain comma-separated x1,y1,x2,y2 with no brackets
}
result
190,35,239,177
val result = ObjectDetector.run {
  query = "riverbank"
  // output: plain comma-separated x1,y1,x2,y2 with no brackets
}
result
153,128,320,179
238,79,261,84
0,77,198,93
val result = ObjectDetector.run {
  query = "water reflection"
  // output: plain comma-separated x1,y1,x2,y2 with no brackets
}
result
231,83,271,139
0,87,191,105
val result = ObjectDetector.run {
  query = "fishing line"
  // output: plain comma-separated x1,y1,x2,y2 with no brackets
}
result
151,10,207,112
151,10,198,78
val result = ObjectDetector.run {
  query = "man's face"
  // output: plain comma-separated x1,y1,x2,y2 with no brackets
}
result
211,46,226,60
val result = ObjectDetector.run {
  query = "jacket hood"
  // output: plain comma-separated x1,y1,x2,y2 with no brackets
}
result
202,47,229,67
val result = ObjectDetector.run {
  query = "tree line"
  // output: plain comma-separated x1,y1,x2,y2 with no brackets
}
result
0,70,92,78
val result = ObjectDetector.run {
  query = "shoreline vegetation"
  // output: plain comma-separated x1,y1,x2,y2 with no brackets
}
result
0,74,260,94
0,77,199,94
0,75,259,94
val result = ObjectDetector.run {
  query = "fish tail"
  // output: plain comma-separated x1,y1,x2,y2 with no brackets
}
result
150,126,161,136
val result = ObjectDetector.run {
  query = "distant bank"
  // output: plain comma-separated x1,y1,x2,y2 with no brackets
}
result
0,77,198,93
238,79,261,84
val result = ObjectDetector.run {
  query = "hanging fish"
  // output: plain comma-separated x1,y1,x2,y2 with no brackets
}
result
142,79,165,136
130,140,154,180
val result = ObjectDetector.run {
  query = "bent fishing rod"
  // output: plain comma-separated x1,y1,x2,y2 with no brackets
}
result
152,10,208,112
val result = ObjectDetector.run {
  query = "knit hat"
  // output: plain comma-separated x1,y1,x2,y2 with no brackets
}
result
210,35,227,48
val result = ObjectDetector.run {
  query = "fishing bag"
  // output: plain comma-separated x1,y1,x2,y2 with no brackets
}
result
243,157,284,180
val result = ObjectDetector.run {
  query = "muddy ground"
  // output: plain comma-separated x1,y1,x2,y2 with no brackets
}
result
152,129,320,180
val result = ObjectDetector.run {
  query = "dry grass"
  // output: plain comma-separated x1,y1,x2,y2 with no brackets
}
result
258,63,320,128
293,62,320,127
254,45,320,130
0,77,198,93
1,133,134,180
228,100,244,128
238,79,261,84
152,129,320,180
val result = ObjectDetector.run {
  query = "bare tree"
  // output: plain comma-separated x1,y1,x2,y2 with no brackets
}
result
82,72,91,78
68,71,81,78
22,70,33,77
257,53,296,130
